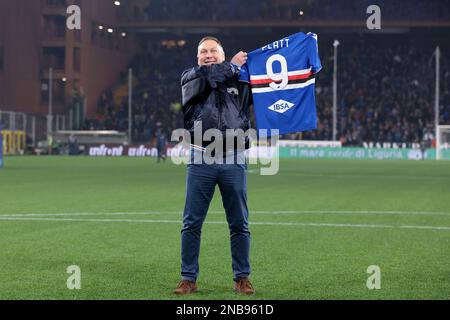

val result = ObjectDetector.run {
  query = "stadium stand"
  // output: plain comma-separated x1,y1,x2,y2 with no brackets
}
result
91,32,450,147
123,0,450,22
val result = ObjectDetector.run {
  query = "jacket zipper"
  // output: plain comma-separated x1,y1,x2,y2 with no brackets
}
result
216,90,222,130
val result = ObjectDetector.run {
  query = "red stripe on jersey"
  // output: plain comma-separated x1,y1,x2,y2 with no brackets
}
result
250,71,313,85
289,71,313,80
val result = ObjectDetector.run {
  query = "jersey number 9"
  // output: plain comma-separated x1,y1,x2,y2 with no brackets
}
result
266,54,288,90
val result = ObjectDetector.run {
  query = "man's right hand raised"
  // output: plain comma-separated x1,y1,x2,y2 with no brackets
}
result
231,51,248,67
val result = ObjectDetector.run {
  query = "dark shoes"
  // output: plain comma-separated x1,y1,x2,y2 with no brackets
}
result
173,278,255,295
173,280,198,295
234,277,255,295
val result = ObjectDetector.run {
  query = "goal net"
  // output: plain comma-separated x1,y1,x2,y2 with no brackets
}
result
436,125,450,160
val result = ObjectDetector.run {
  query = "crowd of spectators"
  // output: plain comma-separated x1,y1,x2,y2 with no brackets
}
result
89,33,450,147
121,0,450,22
302,38,450,147
86,40,192,143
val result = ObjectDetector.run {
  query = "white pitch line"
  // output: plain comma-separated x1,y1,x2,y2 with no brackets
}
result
247,169,449,180
1,210,450,217
0,216,449,231
0,211,182,217
274,171,450,180
0,217,181,224
252,210,450,216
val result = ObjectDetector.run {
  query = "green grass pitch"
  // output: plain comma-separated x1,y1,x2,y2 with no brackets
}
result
0,156,449,299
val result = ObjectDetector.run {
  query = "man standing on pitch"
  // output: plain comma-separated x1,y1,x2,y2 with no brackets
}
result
174,36,255,295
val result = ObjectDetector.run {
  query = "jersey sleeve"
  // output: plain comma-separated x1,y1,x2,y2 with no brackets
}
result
307,33,322,74
238,63,250,83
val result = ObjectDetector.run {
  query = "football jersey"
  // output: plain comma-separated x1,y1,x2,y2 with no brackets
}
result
239,32,322,136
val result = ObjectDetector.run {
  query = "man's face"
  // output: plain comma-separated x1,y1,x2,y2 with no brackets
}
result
197,39,225,66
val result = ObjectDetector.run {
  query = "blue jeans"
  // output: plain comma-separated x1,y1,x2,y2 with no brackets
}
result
180,150,250,282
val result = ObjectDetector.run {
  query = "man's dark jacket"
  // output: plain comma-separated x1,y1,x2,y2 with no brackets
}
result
181,61,252,150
